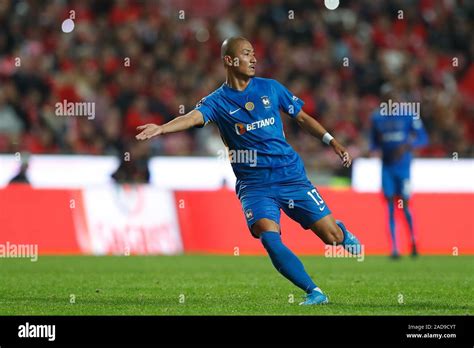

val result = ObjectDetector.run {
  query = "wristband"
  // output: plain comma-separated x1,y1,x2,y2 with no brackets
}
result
322,132,334,145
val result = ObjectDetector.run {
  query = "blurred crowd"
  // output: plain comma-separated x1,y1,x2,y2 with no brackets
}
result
0,0,473,177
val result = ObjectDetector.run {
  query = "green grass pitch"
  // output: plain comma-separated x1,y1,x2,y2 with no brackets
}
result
0,255,472,315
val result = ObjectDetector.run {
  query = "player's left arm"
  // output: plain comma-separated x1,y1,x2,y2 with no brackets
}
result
295,110,351,168
409,118,429,149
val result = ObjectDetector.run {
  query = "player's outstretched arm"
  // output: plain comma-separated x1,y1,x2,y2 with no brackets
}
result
295,110,352,168
135,110,205,140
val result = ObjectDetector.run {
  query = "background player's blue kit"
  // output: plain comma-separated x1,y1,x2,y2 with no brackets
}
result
370,111,428,199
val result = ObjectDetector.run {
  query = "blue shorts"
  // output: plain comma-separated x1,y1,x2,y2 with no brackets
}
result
238,180,332,238
382,166,411,199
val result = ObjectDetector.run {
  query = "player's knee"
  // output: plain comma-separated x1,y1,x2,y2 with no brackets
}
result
251,229,264,239
251,219,280,239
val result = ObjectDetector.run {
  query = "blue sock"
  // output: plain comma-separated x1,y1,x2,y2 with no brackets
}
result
260,231,317,294
403,206,416,246
387,200,398,254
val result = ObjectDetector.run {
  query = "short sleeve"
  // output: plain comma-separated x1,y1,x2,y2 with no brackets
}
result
272,80,305,118
194,96,218,127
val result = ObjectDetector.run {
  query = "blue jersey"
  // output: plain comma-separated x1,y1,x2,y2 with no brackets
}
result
370,110,428,173
195,77,307,188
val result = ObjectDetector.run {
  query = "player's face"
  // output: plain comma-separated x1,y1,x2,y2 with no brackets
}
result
232,41,257,77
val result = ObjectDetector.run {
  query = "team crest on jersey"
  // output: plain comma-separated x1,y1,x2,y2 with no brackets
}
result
245,209,254,220
261,96,271,108
245,102,254,111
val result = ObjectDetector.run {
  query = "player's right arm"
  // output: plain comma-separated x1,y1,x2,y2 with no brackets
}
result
135,110,204,140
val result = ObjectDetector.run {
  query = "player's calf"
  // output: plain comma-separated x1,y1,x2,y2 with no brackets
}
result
252,218,320,295
310,215,361,255
309,215,344,245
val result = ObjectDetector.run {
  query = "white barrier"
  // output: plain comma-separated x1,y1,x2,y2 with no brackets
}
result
352,158,474,193
1,154,472,192
0,155,119,188
0,154,237,189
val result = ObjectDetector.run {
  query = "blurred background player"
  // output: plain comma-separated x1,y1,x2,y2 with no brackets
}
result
370,84,428,259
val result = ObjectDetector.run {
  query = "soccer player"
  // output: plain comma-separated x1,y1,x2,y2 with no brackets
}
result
136,37,361,305
370,86,428,259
